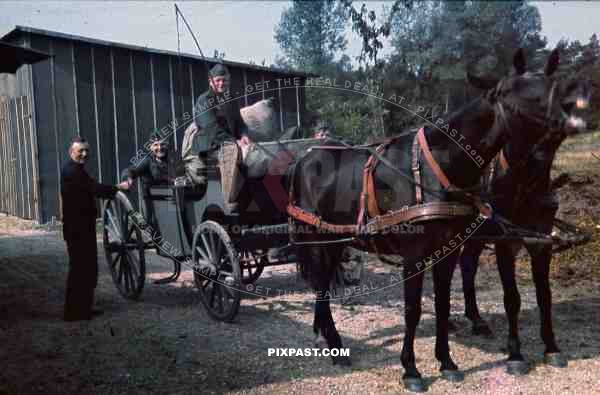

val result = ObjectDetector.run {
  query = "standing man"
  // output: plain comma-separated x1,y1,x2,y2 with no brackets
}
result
182,63,250,213
61,136,130,321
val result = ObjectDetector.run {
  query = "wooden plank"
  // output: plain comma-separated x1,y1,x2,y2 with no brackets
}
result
71,41,80,135
19,96,32,219
168,57,177,150
110,48,120,179
0,101,6,213
11,98,24,217
91,46,102,182
30,33,58,223
7,99,16,216
25,96,40,222
7,99,15,216
52,39,61,221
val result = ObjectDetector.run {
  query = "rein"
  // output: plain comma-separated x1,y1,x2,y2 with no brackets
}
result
285,76,570,244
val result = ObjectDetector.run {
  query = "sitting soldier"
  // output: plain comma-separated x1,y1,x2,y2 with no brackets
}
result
181,63,250,214
126,131,170,187
312,119,332,139
123,131,171,231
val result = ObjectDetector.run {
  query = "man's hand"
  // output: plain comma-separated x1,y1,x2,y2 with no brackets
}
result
237,134,251,147
116,179,132,191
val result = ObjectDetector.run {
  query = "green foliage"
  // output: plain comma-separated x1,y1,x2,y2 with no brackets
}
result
274,1,600,143
274,0,348,73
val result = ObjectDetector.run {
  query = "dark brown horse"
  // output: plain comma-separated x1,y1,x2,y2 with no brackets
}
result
451,74,591,374
287,49,582,392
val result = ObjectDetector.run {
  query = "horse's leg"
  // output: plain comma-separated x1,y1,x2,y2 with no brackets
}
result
311,247,351,366
433,252,464,382
459,242,493,337
528,245,566,367
496,243,529,375
400,260,427,392
446,252,460,333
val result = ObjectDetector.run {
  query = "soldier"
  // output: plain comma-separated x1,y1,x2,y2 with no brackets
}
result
124,131,172,232
312,119,332,139
61,136,130,321
126,131,170,186
182,63,250,213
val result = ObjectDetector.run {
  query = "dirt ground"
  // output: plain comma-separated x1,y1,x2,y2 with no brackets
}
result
1,133,600,394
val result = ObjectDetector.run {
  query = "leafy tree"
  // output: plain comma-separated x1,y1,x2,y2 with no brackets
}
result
274,0,348,72
581,34,600,67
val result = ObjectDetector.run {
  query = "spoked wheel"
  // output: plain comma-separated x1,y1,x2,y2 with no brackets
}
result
240,249,266,284
192,220,241,322
102,191,146,300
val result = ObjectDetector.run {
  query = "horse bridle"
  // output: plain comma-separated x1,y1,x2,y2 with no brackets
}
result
491,76,569,160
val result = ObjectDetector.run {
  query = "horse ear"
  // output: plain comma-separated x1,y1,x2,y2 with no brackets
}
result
466,72,498,90
513,48,526,75
545,49,560,76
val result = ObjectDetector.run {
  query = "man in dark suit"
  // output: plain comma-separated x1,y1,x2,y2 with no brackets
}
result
61,136,130,321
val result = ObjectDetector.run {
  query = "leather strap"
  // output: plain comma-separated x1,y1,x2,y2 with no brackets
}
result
412,134,423,204
287,201,476,236
498,149,509,171
286,129,488,237
417,127,455,190
363,143,389,218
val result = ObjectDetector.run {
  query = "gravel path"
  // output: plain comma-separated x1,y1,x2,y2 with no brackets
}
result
1,216,599,394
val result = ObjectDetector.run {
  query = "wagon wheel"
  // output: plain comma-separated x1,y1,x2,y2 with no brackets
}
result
240,249,266,284
192,221,241,322
102,191,146,300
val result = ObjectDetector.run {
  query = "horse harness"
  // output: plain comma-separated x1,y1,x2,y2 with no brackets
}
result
286,127,491,238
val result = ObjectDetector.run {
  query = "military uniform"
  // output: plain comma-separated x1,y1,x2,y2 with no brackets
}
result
61,159,118,321
184,64,248,210
127,155,170,186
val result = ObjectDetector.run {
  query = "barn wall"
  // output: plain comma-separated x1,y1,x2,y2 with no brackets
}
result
2,29,311,223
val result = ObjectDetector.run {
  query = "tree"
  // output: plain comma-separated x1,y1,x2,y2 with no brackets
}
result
385,0,546,126
274,0,348,72
581,34,600,67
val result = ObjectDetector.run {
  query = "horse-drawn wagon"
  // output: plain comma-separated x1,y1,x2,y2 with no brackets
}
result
102,136,343,322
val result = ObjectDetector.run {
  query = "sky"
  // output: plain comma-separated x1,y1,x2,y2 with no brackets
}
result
0,1,598,67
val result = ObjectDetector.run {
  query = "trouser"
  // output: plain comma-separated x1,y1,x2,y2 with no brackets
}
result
218,142,243,204
63,225,98,320
184,143,242,203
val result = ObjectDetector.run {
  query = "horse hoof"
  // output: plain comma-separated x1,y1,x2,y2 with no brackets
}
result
402,377,427,393
332,355,352,366
472,321,494,338
544,352,568,368
441,369,464,382
506,360,529,376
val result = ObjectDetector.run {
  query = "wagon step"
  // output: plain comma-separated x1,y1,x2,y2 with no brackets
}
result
153,259,182,285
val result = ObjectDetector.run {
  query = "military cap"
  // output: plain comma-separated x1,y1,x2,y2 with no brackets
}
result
149,130,163,142
209,63,230,77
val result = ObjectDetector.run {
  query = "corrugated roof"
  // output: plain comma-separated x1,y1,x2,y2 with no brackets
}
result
2,25,317,78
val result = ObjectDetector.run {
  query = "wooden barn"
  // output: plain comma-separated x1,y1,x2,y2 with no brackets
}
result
0,25,312,223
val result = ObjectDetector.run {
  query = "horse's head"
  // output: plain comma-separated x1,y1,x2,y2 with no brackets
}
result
468,48,588,160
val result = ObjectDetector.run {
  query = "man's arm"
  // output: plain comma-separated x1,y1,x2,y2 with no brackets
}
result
64,164,123,199
127,155,152,180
